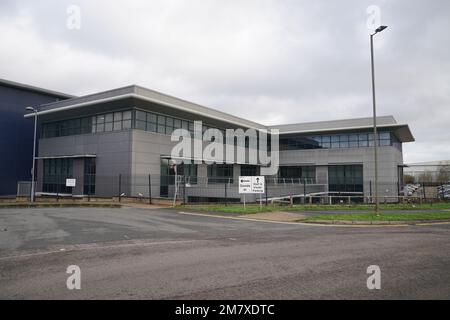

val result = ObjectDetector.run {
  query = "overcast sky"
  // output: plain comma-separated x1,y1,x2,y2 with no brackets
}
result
1,0,449,163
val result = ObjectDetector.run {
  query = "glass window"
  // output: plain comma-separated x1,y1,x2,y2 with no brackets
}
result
207,164,234,183
122,120,132,130
328,165,363,193
113,121,122,131
81,117,91,134
331,135,340,148
136,120,146,130
42,158,74,194
166,117,174,127
114,112,122,121
96,123,105,132
174,119,181,129
123,110,132,120
339,135,349,148
104,122,113,132
147,113,157,124
136,110,146,121
147,123,157,132
96,115,105,124
358,133,368,147
321,136,331,148
368,133,375,147
157,115,166,125
241,165,259,176
348,134,358,147
83,158,96,195
105,113,113,123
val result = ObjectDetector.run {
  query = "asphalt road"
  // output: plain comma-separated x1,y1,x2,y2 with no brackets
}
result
0,207,450,299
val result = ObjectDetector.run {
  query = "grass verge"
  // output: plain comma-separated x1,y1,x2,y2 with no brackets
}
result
178,202,450,214
305,212,450,222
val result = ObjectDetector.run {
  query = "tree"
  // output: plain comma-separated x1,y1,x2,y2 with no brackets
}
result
437,165,450,183
404,174,415,184
418,170,433,183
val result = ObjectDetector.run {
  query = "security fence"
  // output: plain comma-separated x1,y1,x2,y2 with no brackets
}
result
20,174,325,204
17,174,450,204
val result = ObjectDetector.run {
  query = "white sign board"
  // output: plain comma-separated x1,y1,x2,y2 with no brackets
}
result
66,178,76,187
239,176,253,194
239,176,265,194
251,176,265,194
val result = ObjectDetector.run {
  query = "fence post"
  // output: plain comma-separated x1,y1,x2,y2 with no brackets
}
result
118,174,122,202
87,177,91,202
148,173,152,205
224,181,228,206
56,175,60,202
183,176,187,205
303,179,306,205
422,182,426,203
265,179,268,206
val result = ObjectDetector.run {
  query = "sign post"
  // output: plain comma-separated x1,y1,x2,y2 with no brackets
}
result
239,176,265,208
66,179,76,199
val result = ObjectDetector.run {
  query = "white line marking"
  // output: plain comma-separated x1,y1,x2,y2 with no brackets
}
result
176,211,409,228
0,239,200,261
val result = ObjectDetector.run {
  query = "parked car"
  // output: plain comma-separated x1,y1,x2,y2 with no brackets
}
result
403,184,420,196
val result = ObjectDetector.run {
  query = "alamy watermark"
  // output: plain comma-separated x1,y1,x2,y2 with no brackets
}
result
366,265,381,290
170,121,280,176
66,265,81,290
66,5,81,30
366,5,382,31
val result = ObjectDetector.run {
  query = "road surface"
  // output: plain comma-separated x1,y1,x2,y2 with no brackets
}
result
1,207,449,299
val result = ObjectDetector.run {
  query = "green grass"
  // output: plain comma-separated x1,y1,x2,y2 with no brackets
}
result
178,202,450,214
305,212,450,222
178,204,281,214
287,203,450,212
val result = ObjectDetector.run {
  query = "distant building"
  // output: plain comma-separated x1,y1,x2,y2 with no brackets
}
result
404,160,450,182
0,79,73,196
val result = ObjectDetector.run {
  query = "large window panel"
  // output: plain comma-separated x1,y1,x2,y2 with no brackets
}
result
328,165,363,193
207,164,234,183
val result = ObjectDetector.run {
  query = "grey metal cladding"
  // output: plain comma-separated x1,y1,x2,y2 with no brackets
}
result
38,85,136,112
34,85,266,130
269,116,397,133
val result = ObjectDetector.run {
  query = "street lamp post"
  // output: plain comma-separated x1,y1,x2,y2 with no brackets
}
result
26,107,38,203
370,25,388,215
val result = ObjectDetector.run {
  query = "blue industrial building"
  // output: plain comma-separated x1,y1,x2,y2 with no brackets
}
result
0,79,73,196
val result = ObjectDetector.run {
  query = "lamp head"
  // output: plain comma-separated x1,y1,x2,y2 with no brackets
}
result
375,25,388,33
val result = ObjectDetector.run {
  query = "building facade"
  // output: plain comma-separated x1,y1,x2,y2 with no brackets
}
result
25,85,414,202
0,79,73,196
